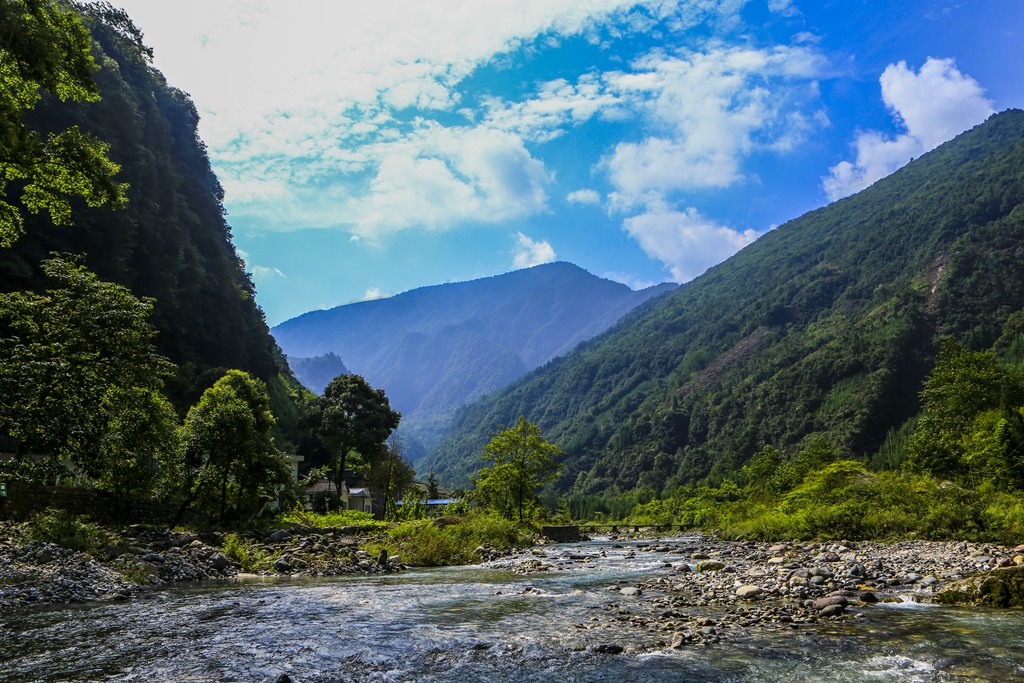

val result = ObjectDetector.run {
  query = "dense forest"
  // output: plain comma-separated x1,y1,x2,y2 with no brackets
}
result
0,3,304,440
425,110,1024,498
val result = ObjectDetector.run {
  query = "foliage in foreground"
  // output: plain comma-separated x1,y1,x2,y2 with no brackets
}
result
277,507,382,529
18,508,112,554
370,514,529,567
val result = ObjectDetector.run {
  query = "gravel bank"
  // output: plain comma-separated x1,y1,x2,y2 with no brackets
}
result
0,523,402,611
497,535,1024,651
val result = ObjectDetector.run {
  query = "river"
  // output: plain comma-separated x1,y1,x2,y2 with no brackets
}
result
2,538,1022,682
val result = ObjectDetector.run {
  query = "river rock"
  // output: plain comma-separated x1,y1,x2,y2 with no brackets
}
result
935,566,1024,608
813,595,848,610
697,561,725,572
592,643,625,655
619,587,642,597
818,604,846,618
735,585,763,599
268,529,292,543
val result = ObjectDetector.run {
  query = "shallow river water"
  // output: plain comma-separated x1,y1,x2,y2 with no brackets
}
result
2,538,1022,682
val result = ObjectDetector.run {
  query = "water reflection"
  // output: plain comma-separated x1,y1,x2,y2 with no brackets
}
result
2,539,1022,682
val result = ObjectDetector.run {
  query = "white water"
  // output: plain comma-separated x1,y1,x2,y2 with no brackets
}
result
2,539,1022,682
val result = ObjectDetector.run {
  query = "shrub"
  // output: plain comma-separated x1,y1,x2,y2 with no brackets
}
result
383,514,529,567
277,505,382,529
22,508,111,554
222,533,274,572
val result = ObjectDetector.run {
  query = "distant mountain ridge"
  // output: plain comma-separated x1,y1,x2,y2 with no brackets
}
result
422,110,1024,493
272,262,674,456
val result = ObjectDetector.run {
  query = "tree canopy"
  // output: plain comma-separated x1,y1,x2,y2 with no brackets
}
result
308,374,401,493
0,0,127,246
0,255,172,465
472,416,563,523
177,369,286,522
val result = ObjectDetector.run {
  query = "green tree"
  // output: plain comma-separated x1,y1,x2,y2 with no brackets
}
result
95,385,179,520
0,0,127,245
177,369,284,521
472,416,563,524
905,340,1024,482
308,374,400,496
0,255,173,474
369,435,416,521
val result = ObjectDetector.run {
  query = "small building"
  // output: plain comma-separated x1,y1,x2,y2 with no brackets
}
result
305,479,374,513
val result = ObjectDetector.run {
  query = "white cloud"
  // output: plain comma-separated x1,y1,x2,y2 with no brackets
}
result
251,265,287,280
348,124,552,240
603,45,827,207
362,287,387,300
513,232,557,268
603,271,660,290
767,0,800,18
623,204,758,281
567,188,602,205
823,57,994,201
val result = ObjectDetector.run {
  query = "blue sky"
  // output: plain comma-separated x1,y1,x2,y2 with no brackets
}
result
108,0,1022,326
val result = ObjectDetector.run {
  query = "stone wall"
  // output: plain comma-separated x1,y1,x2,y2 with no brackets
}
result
0,481,187,525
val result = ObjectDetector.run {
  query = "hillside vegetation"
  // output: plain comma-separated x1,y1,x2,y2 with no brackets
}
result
0,5,304,439
425,110,1024,496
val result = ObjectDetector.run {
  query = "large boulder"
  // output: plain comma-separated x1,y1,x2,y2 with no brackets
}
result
935,567,1024,608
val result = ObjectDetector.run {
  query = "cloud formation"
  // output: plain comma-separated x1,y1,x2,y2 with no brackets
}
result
513,232,557,269
622,204,758,282
604,45,827,208
567,188,602,205
823,57,994,201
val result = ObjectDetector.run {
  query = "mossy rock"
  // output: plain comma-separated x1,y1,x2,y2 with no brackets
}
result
935,567,1024,608
697,561,726,572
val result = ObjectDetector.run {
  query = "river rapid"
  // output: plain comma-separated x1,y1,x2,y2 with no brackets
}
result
2,537,1022,682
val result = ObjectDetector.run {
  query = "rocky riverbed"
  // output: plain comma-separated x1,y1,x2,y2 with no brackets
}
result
490,536,1024,651
0,523,404,610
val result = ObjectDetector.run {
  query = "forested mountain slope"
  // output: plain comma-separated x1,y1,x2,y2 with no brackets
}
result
425,110,1024,493
272,262,674,455
0,7,303,437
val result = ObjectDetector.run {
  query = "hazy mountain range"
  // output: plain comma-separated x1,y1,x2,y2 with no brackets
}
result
272,262,674,456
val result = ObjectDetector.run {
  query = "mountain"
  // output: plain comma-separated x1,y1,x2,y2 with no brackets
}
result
424,110,1024,494
272,262,674,455
0,7,303,441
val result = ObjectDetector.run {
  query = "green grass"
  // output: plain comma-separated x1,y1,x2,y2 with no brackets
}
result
19,508,112,554
277,506,384,529
369,514,530,567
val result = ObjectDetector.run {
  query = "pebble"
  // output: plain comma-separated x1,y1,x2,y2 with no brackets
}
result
578,536,1023,648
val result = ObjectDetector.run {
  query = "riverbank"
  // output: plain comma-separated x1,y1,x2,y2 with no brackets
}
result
491,535,1024,651
0,522,405,610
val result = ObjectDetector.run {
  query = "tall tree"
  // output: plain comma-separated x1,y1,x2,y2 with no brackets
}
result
308,374,401,495
0,255,173,474
177,369,284,521
472,416,563,524
0,0,127,246
905,340,1024,482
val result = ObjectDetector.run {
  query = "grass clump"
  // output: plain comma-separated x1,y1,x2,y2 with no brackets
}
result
277,506,383,529
377,514,529,567
222,533,275,572
21,508,111,554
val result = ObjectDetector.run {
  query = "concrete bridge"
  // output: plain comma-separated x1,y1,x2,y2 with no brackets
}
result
541,524,691,542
